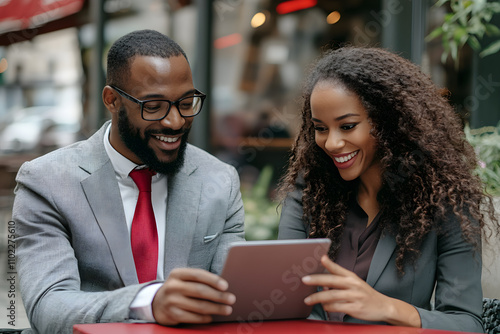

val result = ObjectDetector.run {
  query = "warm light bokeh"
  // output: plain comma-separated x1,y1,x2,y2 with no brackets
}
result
327,11,341,24
251,12,266,28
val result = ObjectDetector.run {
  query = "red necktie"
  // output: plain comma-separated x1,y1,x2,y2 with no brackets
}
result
129,168,158,283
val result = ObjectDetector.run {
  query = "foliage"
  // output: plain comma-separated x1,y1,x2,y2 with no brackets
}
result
426,0,500,68
465,122,500,196
242,165,280,240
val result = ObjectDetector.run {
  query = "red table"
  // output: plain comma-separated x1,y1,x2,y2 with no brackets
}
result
73,319,481,334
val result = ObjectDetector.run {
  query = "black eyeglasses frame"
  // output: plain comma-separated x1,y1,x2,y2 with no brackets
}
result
109,85,207,121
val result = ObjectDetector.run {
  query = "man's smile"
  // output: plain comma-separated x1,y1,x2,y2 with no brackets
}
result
155,135,181,143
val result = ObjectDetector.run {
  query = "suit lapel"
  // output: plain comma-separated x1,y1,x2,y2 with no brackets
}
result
79,123,138,286
163,146,200,276
366,231,397,287
81,162,138,285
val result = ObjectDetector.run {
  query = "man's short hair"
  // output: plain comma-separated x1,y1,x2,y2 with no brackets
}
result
106,29,188,87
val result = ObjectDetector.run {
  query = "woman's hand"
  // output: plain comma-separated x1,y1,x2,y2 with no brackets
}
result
302,255,421,327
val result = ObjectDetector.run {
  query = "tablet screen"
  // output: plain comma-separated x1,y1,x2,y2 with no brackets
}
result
212,238,331,323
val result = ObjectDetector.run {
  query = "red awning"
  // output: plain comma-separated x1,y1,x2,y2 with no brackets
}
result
0,0,86,46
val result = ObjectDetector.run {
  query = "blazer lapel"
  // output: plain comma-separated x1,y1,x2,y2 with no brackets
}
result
366,231,397,287
79,123,138,286
163,147,200,276
81,162,138,286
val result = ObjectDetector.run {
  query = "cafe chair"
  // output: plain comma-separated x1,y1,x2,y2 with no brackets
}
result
483,297,500,334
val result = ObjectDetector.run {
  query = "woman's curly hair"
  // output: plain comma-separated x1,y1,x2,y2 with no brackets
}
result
279,46,497,273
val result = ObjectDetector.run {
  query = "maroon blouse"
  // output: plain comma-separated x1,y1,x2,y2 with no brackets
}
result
328,199,382,322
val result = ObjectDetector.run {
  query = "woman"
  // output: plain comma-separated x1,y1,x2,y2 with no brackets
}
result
278,47,497,332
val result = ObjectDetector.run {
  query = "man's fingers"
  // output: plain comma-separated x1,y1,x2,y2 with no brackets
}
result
168,268,229,291
152,288,234,325
164,278,236,305
152,268,236,326
154,304,212,325
155,294,233,322
175,296,233,316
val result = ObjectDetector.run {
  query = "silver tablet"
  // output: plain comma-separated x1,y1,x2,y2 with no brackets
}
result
212,238,331,323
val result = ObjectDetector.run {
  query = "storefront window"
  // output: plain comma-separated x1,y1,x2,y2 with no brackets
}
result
211,0,382,189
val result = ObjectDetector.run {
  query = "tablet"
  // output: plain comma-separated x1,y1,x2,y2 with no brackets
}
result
212,238,331,323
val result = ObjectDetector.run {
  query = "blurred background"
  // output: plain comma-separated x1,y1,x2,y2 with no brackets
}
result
0,0,499,329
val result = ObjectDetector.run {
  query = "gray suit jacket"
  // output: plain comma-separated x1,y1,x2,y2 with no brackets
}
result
13,123,245,334
278,180,484,333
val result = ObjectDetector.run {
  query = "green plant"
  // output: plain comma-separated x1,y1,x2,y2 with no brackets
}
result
426,0,500,68
465,122,500,196
241,165,280,240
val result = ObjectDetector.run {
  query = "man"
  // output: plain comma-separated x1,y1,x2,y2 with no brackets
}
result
13,30,244,334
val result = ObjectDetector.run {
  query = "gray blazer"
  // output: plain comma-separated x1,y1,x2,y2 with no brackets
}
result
278,181,484,333
13,123,245,334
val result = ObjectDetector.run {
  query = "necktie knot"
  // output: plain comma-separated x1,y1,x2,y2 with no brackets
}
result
129,168,155,192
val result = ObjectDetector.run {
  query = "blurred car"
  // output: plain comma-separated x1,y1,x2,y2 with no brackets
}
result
0,115,54,153
0,106,82,154
37,121,84,153
0,106,53,130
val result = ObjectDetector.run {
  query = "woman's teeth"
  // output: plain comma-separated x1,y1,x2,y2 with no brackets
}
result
334,151,358,163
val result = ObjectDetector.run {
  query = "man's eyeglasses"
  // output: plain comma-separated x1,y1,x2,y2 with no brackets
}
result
110,85,206,121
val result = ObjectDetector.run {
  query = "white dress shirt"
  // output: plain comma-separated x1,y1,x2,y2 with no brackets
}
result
103,124,164,321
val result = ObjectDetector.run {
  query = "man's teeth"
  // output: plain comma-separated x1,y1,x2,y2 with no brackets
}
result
155,136,179,143
334,151,358,163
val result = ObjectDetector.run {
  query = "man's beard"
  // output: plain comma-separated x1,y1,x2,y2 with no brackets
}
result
117,107,190,175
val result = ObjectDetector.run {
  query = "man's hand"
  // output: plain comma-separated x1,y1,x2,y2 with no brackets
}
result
152,268,235,325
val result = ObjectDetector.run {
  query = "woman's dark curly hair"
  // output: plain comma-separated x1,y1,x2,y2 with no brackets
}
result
279,46,497,273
